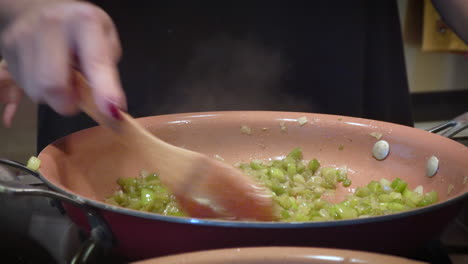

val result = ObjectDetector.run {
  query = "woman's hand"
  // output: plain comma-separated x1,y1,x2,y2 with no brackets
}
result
0,1,126,125
0,60,22,127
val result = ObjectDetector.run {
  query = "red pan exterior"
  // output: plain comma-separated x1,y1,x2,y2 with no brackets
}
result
63,199,463,261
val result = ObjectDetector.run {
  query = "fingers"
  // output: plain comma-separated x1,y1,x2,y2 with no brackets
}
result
1,2,126,120
32,18,78,115
0,60,22,127
72,7,126,119
3,103,19,128
107,21,122,63
1,7,78,116
0,59,11,81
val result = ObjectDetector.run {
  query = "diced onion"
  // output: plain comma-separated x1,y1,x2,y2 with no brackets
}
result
297,116,308,126
240,125,252,135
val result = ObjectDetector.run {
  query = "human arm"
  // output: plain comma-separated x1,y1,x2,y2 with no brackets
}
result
0,0,125,126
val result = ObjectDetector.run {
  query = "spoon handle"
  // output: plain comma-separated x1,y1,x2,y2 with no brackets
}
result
74,71,114,127
74,71,175,157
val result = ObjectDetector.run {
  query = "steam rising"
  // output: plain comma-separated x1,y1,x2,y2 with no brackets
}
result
160,34,315,113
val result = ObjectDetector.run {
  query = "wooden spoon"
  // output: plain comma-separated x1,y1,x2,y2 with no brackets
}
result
74,72,275,221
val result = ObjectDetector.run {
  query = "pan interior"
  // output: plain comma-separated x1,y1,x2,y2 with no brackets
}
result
37,111,468,218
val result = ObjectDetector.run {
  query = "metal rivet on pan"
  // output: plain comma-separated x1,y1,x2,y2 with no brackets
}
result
426,155,439,178
372,140,390,160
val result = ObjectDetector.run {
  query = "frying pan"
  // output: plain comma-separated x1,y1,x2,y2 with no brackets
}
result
1,111,467,263
133,246,427,264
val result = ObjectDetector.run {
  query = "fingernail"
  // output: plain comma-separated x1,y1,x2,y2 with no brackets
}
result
108,102,122,120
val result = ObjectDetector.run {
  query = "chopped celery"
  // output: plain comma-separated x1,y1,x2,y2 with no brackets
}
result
403,189,423,205
418,191,438,207
26,156,41,172
388,202,406,211
335,204,358,219
141,188,155,205
311,216,326,222
368,181,383,194
318,208,330,218
380,178,391,187
280,210,291,219
342,179,352,187
391,178,408,193
275,195,292,209
308,158,320,173
106,147,439,222
269,167,286,182
297,162,306,174
378,194,392,202
292,174,306,185
289,197,299,210
313,199,329,210
107,173,182,215
287,147,303,161
250,160,265,170
144,173,159,182
321,167,339,189
337,173,346,182
355,186,371,197
271,160,284,169
287,163,297,176
271,184,287,196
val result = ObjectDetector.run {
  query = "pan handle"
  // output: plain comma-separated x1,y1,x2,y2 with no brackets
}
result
426,112,468,138
0,158,115,264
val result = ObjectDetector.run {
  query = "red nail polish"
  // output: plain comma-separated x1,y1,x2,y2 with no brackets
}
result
108,103,122,120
